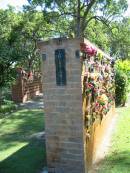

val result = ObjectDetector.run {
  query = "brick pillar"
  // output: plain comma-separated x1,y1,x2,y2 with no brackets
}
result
38,38,87,173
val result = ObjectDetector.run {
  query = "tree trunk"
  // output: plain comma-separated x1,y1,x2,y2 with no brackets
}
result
0,88,2,108
76,0,81,38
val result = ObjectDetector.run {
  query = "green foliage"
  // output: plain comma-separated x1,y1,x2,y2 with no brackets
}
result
26,0,130,57
1,87,12,101
85,19,110,52
110,18,130,59
115,60,130,80
115,60,130,106
0,7,50,89
0,100,17,115
0,8,21,88
115,70,128,106
27,0,128,37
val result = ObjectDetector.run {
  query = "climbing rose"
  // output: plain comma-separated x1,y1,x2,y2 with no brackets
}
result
80,43,97,56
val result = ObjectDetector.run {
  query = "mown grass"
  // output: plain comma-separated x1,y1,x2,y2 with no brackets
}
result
98,106,130,173
0,109,46,173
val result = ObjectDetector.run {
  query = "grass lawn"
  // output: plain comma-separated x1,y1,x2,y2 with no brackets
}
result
0,109,46,173
98,106,130,173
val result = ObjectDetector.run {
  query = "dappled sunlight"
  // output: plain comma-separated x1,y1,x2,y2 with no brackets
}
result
0,109,44,136
0,108,45,173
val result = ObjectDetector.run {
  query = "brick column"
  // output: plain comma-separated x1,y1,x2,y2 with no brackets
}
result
38,38,87,173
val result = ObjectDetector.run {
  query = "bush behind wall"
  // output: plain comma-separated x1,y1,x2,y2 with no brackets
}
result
115,60,130,106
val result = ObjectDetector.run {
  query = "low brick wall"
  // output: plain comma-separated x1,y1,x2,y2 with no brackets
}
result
12,77,42,103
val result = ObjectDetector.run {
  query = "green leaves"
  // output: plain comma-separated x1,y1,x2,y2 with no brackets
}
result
26,0,129,38
115,60,130,106
0,7,50,88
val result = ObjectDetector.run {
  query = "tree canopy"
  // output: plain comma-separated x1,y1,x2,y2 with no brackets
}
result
27,0,128,37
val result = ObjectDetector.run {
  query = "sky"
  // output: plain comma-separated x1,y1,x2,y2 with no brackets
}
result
126,0,130,16
0,0,130,16
0,0,29,10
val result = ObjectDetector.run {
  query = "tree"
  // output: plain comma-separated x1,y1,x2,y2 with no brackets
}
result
27,0,128,37
0,7,21,88
0,7,22,104
13,9,52,72
84,16,111,52
0,7,51,87
110,17,130,59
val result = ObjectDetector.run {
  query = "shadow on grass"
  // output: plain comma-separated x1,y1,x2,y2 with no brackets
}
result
0,140,46,173
98,151,130,173
0,111,44,152
0,108,45,173
0,109,44,139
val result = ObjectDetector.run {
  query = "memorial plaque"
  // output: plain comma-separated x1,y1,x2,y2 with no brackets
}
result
55,49,66,86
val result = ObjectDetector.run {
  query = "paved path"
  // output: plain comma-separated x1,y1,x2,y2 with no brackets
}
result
18,93,45,141
19,93,44,109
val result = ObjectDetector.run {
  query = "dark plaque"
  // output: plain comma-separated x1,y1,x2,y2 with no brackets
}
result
42,53,46,61
55,49,66,86
75,50,80,59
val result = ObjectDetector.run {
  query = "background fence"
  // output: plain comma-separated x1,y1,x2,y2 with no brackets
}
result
12,69,42,103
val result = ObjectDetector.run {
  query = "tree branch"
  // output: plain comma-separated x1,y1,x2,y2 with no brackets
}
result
80,0,96,35
76,0,81,37
84,15,111,31
83,0,96,19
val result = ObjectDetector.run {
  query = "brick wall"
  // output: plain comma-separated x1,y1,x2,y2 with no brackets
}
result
12,76,42,103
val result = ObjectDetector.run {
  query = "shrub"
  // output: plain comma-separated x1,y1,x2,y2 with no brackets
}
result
2,87,12,101
115,63,129,106
0,100,17,115
115,60,130,82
